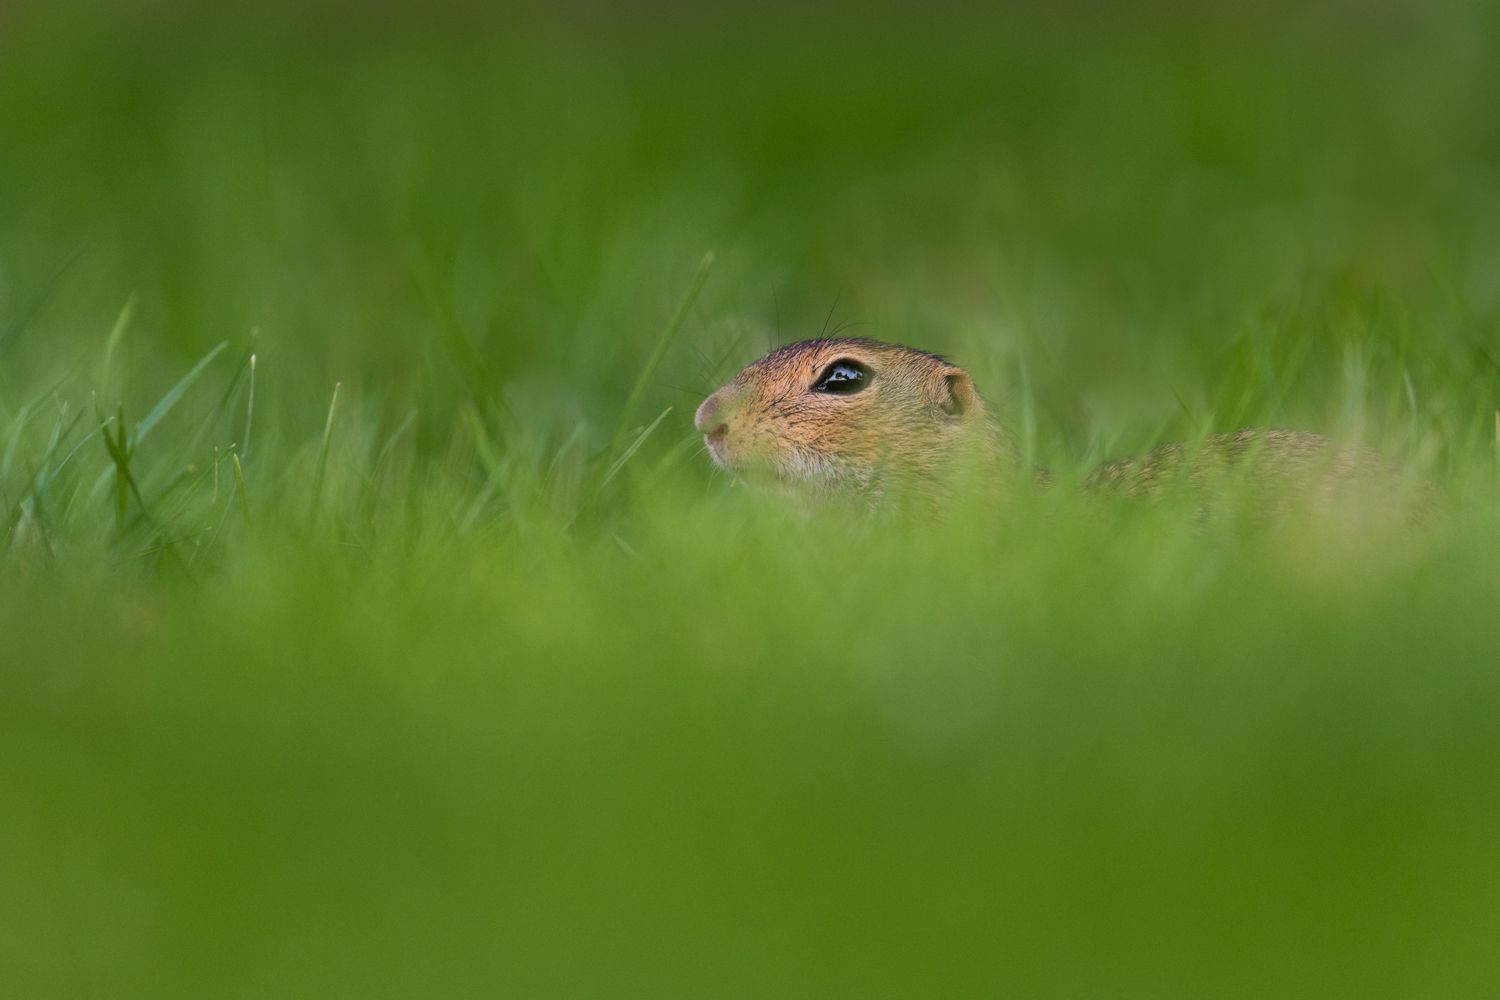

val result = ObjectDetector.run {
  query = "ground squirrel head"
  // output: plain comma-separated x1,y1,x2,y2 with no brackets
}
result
695,338,1011,498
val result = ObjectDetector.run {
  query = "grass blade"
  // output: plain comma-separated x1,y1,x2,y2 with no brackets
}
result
611,251,714,453
603,406,672,487
310,382,342,521
231,452,251,520
243,353,257,464
137,341,229,444
88,341,230,502
100,292,137,396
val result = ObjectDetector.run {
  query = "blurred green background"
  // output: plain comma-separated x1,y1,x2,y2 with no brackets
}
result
3,1,1500,996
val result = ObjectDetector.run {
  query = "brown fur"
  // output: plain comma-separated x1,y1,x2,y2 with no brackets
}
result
698,339,1422,513
694,338,1015,500
1079,428,1428,524
1081,429,1386,496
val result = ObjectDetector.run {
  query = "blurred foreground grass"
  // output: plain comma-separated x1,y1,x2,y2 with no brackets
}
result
3,1,1500,996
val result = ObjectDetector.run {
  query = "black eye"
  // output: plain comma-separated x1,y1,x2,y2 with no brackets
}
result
814,360,870,394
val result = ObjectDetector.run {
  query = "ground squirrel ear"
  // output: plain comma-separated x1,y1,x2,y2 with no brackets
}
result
935,368,976,417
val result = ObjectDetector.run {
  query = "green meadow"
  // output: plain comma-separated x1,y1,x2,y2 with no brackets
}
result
4,1,1500,995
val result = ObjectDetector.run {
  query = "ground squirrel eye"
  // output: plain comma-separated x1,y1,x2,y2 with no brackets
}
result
814,360,870,395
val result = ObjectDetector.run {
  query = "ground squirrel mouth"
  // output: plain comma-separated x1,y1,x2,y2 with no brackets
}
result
703,429,731,470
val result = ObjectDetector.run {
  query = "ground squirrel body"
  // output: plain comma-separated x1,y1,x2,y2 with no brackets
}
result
696,338,1404,511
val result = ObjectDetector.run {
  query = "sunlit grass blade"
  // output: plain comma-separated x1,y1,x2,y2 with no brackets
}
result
602,406,673,488
2,375,71,484
231,452,250,520
310,381,342,522
243,353,257,464
24,402,84,507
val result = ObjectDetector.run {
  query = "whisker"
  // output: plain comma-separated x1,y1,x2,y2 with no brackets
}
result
819,291,842,340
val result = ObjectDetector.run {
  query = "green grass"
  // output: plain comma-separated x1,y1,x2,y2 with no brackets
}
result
4,1,1500,996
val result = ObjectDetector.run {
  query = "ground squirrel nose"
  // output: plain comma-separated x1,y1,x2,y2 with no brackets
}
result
694,394,727,437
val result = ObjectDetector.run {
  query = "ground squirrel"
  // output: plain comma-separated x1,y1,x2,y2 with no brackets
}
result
694,338,1016,499
695,337,1411,512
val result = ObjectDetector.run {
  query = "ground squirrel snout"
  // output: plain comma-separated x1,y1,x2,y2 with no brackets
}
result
694,338,1011,496
699,338,1421,512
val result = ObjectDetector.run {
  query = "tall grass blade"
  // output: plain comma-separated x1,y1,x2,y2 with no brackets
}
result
88,341,230,501
101,292,137,394
603,406,672,487
98,404,135,531
611,251,714,453
231,452,250,520
137,341,229,444
243,353,257,463
310,382,342,521
2,375,70,483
